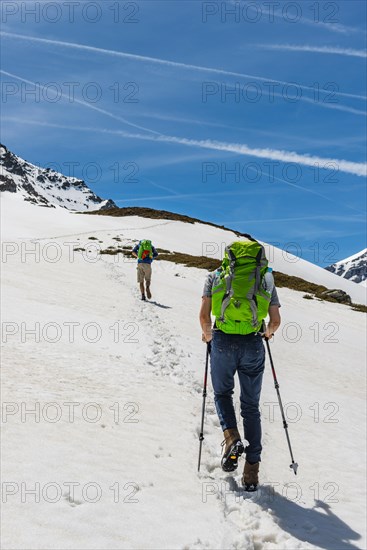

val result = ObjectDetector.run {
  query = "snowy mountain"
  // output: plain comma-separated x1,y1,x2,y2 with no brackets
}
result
1,193,366,550
325,248,367,284
0,144,116,211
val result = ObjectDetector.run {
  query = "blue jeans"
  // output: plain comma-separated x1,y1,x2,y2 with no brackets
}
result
210,330,265,463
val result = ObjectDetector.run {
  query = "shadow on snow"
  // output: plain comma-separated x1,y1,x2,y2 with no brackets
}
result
226,477,361,550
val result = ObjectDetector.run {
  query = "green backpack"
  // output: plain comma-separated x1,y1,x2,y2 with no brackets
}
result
211,240,271,335
138,239,153,260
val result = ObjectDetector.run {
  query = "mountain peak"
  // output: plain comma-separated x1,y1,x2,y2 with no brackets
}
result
325,248,367,284
0,143,117,211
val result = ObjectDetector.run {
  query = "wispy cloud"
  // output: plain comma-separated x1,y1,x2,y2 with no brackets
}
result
1,31,365,101
257,43,367,58
4,117,366,178
239,1,364,35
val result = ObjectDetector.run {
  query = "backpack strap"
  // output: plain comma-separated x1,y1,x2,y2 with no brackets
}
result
254,247,263,294
246,247,263,327
219,246,236,322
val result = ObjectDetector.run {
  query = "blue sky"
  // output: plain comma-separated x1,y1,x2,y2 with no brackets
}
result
1,0,366,265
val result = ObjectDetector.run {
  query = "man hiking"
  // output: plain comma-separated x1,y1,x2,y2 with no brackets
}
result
199,239,281,491
132,239,158,301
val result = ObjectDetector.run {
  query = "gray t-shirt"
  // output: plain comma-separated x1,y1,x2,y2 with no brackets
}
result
202,270,281,307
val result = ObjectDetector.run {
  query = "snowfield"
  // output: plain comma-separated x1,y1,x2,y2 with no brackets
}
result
1,194,366,305
1,193,366,550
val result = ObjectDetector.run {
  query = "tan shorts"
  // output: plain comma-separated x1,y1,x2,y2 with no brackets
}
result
137,263,152,284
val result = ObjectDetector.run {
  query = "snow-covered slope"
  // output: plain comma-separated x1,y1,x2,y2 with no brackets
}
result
0,144,116,211
1,193,366,550
326,248,367,284
1,193,366,305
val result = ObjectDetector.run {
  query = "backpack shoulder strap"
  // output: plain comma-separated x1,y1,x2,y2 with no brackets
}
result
218,245,236,322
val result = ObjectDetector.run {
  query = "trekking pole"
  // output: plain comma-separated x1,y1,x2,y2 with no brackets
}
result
198,342,211,472
264,337,298,475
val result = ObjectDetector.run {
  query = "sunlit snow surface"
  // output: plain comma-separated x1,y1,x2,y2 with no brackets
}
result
1,193,366,549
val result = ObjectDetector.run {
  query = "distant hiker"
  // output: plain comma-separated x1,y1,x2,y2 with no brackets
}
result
199,239,281,491
132,239,158,300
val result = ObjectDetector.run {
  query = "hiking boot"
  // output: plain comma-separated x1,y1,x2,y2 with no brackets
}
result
221,428,244,472
242,461,259,491
146,286,152,299
141,294,146,301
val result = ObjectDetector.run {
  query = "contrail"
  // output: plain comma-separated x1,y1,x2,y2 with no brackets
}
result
257,44,367,58
0,31,365,101
220,215,366,223
141,177,181,196
0,69,161,135
270,90,366,116
4,117,366,178
132,131,367,177
237,0,364,35
245,165,366,214
2,66,364,132
115,192,253,202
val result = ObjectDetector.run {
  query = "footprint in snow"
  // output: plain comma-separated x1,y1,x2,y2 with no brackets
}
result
63,493,83,507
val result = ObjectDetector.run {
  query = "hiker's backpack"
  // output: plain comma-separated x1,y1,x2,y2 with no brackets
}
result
211,240,272,335
138,239,153,260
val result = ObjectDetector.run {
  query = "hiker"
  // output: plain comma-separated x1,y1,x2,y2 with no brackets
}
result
132,239,158,300
199,239,281,490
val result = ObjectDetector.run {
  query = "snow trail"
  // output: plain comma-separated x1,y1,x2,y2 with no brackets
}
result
1,196,365,549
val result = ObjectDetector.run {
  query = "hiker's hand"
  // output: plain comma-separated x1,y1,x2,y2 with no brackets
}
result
202,332,212,343
263,324,277,339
